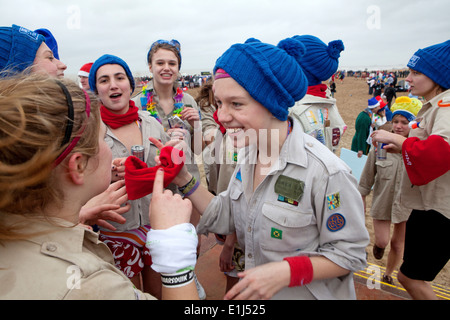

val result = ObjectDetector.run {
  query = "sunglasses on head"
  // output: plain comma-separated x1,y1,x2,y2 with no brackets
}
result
150,39,181,52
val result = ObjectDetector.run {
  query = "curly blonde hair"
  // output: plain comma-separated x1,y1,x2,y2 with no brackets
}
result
0,74,100,237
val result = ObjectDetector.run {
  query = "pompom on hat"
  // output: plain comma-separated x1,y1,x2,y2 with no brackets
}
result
292,35,344,86
0,24,45,74
78,62,93,77
213,37,308,121
407,40,450,89
34,28,59,60
89,54,135,93
390,96,422,122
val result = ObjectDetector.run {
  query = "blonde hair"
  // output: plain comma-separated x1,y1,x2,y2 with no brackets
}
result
0,74,100,238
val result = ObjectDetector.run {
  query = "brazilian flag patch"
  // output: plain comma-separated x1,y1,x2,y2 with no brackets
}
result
271,227,283,240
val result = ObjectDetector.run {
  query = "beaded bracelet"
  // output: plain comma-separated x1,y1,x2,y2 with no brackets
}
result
184,179,200,197
179,176,196,194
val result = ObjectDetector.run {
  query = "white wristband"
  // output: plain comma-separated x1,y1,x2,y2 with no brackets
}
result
146,223,198,274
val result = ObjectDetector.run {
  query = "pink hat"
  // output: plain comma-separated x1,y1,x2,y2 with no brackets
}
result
78,62,93,77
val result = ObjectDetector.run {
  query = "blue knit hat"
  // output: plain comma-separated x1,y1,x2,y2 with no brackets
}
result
213,38,308,121
292,35,344,86
34,28,59,60
0,24,45,74
89,54,135,93
407,40,450,89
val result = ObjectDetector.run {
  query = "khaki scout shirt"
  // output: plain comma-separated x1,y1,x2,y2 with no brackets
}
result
399,90,450,219
197,118,369,300
0,215,154,299
358,149,410,223
103,110,172,232
289,94,347,153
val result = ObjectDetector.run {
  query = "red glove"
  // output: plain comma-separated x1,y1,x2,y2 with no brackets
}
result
402,135,450,186
124,146,185,200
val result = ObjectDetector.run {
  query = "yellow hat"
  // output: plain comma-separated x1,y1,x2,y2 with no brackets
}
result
390,96,422,121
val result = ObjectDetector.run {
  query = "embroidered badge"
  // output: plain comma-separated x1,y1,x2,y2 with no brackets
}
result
326,213,346,232
326,192,340,210
271,227,283,240
274,175,305,201
277,195,299,206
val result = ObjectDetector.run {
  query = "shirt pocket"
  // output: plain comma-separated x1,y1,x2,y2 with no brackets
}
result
375,160,393,180
260,202,316,253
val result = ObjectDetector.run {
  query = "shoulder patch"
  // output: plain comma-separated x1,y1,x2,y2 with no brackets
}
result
327,213,346,232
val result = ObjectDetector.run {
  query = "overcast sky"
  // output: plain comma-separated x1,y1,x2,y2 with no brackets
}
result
2,0,449,80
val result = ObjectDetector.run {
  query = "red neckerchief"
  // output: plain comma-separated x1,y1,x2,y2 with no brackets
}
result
101,100,139,129
213,110,226,134
306,84,328,98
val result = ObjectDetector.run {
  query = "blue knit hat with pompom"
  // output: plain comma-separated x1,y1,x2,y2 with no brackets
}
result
213,37,308,121
292,35,344,86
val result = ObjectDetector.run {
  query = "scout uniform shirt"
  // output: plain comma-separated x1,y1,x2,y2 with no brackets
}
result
197,118,369,300
358,150,410,223
289,93,346,153
399,90,450,219
0,215,155,299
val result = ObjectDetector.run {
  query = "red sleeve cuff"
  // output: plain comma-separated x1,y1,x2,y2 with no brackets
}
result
283,256,313,287
402,135,450,186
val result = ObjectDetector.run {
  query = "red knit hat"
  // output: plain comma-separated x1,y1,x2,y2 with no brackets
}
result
78,62,93,77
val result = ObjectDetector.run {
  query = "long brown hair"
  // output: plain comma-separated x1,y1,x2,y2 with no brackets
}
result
0,74,100,239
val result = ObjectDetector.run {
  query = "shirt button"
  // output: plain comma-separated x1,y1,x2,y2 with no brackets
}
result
248,253,253,259
247,226,251,232
46,244,57,252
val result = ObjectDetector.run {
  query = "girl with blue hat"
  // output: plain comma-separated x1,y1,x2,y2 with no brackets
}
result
372,40,450,299
0,24,66,77
88,53,173,299
153,37,369,300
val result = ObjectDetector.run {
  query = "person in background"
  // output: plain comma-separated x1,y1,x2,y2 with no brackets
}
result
78,62,93,91
132,39,205,298
0,74,198,299
351,97,382,157
371,40,450,299
289,35,347,153
359,96,422,285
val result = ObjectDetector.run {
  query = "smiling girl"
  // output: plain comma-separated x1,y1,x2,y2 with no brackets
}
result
154,38,369,300
133,40,202,179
